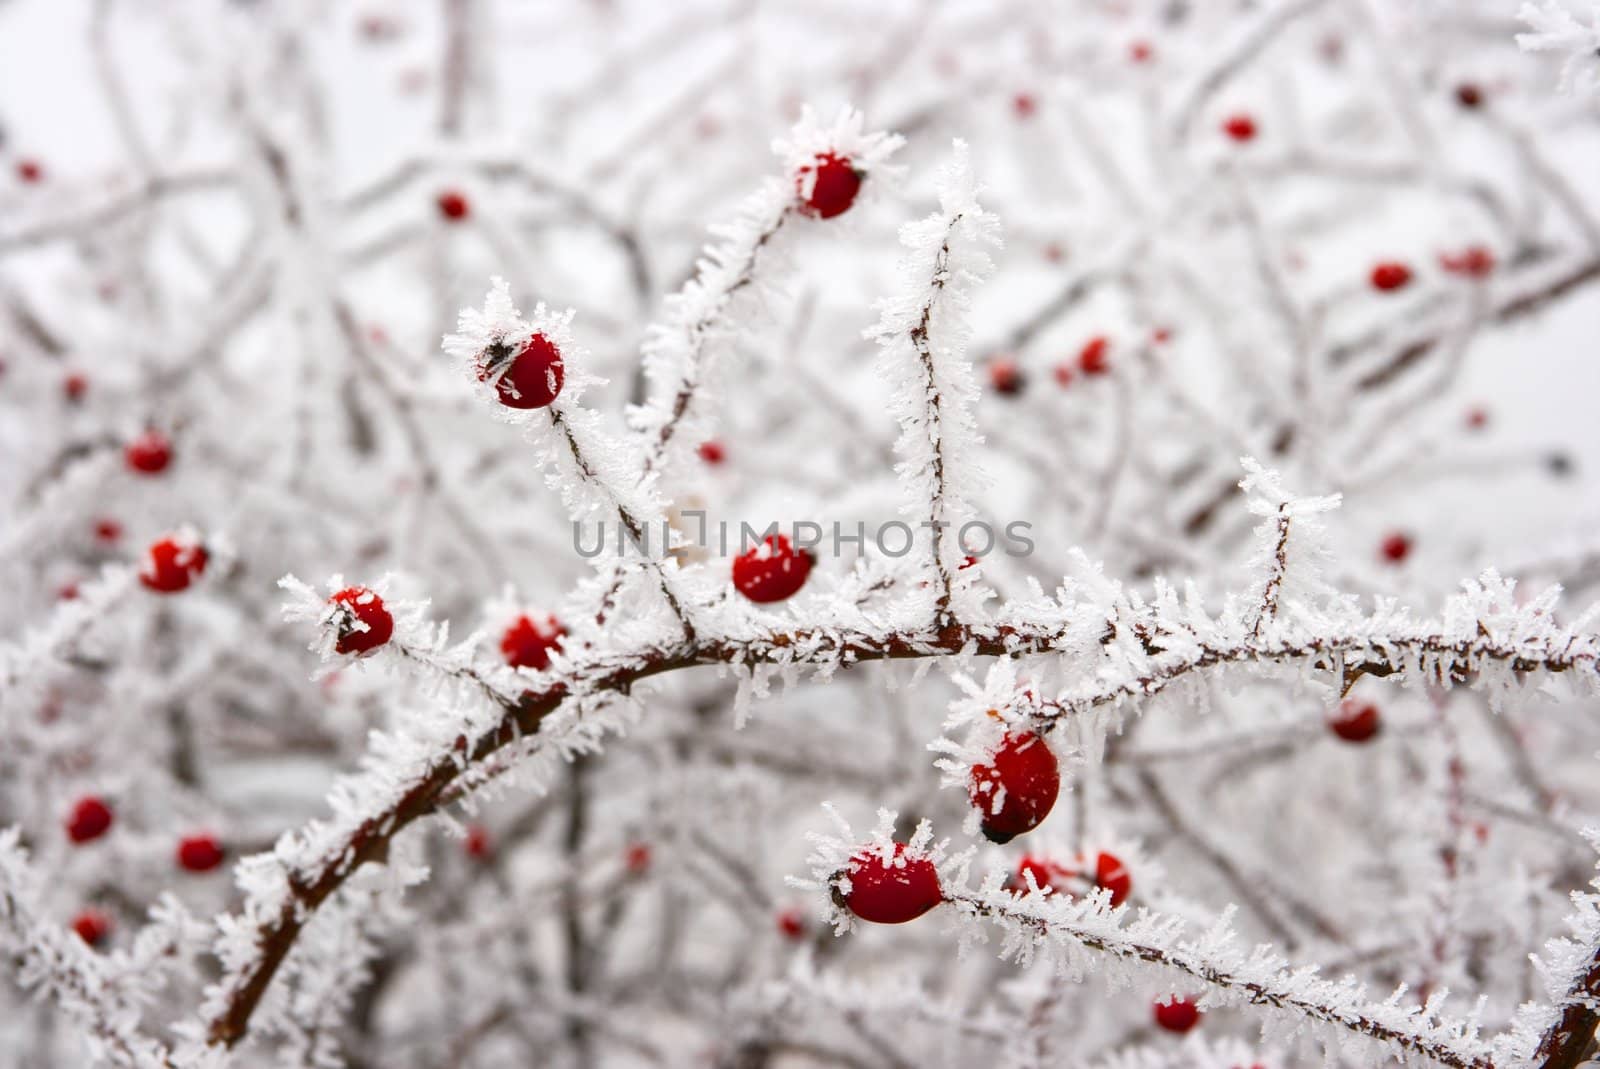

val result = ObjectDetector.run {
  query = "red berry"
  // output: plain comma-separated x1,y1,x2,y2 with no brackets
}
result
72,909,112,947
1330,699,1381,743
93,518,122,543
464,823,493,861
57,582,80,601
625,842,652,874
1152,326,1173,344
989,357,1027,396
176,834,225,873
1009,854,1064,895
1012,92,1038,119
840,843,942,924
1043,242,1064,263
1154,997,1202,1033
698,439,726,465
1222,114,1257,142
1370,261,1412,293
124,429,173,474
1465,406,1488,430
1091,851,1133,907
969,731,1060,843
63,372,88,401
499,613,565,670
16,159,43,183
1079,336,1110,376
1380,532,1412,564
1439,245,1494,279
66,796,113,844
480,334,564,410
797,152,863,220
732,533,813,604
1129,40,1154,63
1455,83,1484,109
776,908,807,940
329,586,394,654
437,189,469,221
139,535,208,594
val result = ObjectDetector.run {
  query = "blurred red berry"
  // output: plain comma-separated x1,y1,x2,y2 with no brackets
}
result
437,189,469,221
124,429,173,474
1012,92,1037,119
63,372,88,402
1439,245,1494,279
797,152,863,220
625,841,652,874
1465,406,1488,430
1330,700,1381,743
990,357,1027,396
139,535,208,594
776,908,806,940
698,439,726,465
1380,532,1412,564
1053,362,1074,388
464,823,493,861
1079,336,1111,376
1455,83,1484,109
1222,114,1257,142
16,159,43,183
93,518,122,543
66,796,113,844
72,909,112,947
1129,40,1153,63
500,613,564,670
1370,261,1412,292
177,834,225,873
1153,996,1202,1033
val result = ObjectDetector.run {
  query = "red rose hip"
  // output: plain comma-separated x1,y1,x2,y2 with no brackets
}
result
176,834,225,873
1370,262,1412,292
66,796,114,844
480,334,564,410
732,533,813,603
797,152,862,220
1154,996,1202,1033
840,843,943,924
72,909,112,947
1330,699,1381,743
139,535,208,594
330,586,394,654
500,613,565,670
969,731,1060,843
124,429,173,474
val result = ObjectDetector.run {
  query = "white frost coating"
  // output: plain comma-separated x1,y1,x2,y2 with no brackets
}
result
1518,2,1600,98
0,830,184,1069
865,139,1000,625
629,105,903,477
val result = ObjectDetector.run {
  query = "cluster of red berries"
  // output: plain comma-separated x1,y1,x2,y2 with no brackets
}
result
733,533,814,604
1009,850,1132,907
